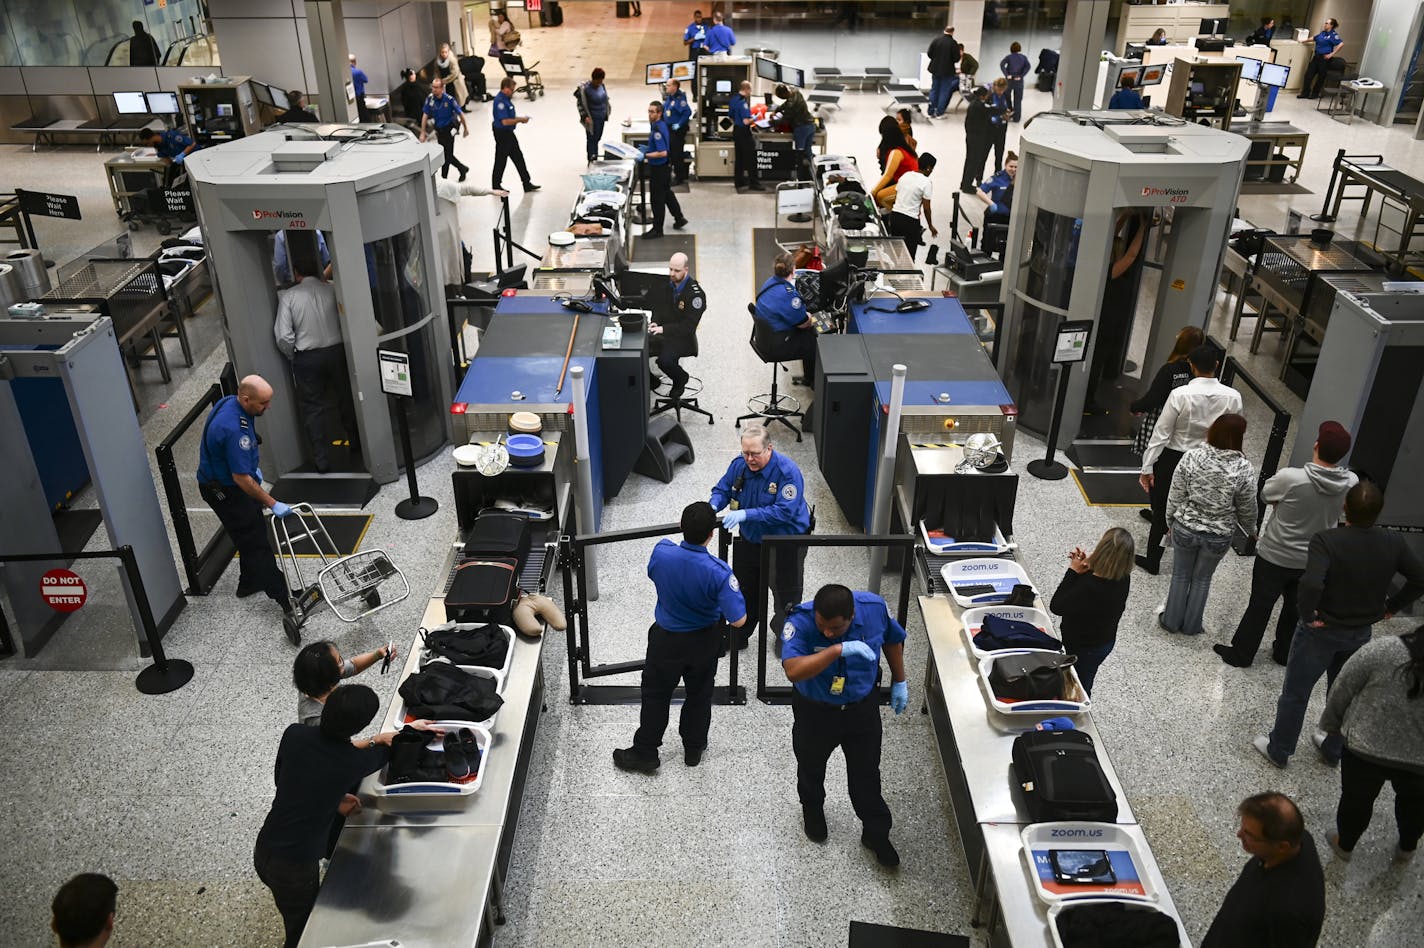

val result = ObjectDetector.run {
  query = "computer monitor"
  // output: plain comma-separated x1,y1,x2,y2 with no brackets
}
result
1119,68,1140,87
782,66,806,88
113,91,149,115
670,60,696,82
1235,57,1262,82
1125,43,1147,60
646,62,672,85
755,56,780,83
715,79,732,94
251,82,275,107
145,91,180,114
1259,62,1290,88
265,82,286,107
1199,17,1225,36
1138,64,1167,87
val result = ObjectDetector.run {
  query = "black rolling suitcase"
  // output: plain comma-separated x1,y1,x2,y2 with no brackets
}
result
1012,729,1118,823
463,510,531,563
445,556,519,624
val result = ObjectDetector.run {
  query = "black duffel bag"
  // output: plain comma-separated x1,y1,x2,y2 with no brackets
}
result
989,651,1076,701
398,662,504,721
421,622,510,669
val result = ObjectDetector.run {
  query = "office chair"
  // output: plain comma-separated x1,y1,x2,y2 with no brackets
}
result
736,304,804,441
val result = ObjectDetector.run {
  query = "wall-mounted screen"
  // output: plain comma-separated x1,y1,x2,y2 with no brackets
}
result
646,62,672,85
1236,57,1262,82
114,91,149,114
1259,62,1290,88
1138,64,1167,87
671,60,696,82
145,91,181,114
756,57,779,82
782,66,806,88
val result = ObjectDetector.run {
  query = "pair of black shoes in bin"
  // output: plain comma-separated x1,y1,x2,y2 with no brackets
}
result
443,727,482,781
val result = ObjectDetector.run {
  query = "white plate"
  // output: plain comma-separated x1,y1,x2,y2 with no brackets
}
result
453,444,482,467
548,231,575,246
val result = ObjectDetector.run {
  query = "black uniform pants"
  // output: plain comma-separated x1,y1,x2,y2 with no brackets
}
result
435,124,468,178
990,124,1007,174
732,534,806,642
1304,53,1330,97
199,482,287,606
1144,447,1184,570
492,129,531,188
291,345,357,473
767,327,818,383
649,163,683,232
733,125,759,187
961,136,990,190
632,622,723,757
887,211,923,261
791,690,892,838
254,841,319,948
669,124,689,182
1228,555,1303,663
652,336,693,396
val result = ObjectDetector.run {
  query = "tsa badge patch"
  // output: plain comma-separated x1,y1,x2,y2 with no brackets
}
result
693,295,703,309
238,434,254,451
791,296,802,309
729,575,740,592
782,622,796,641
781,483,798,500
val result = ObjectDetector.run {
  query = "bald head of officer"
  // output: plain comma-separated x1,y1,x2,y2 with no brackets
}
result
237,375,274,416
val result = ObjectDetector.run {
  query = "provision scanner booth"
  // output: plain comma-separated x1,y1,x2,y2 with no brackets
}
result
997,115,1248,447
184,128,453,503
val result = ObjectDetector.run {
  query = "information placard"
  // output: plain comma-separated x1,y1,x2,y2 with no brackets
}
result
17,189,81,221
1053,319,1094,364
378,348,412,397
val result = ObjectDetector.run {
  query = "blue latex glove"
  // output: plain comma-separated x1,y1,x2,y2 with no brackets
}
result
840,640,876,665
721,509,747,528
890,680,909,715
271,501,294,518
634,146,647,163
1036,716,1077,732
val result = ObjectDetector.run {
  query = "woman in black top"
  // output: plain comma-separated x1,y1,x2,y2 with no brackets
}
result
254,685,436,947
1049,527,1134,694
1129,325,1203,520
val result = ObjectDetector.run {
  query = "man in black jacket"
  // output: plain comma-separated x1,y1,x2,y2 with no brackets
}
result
927,25,960,117
1255,480,1424,768
648,252,705,400
961,86,992,192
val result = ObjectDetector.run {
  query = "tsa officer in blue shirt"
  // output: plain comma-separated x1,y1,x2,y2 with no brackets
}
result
1302,19,1343,99
711,425,812,649
781,584,909,867
196,376,301,642
615,502,746,774
729,80,763,191
755,252,818,385
641,100,687,239
705,11,736,54
139,125,197,184
682,10,708,59
349,53,370,121
419,76,470,181
489,77,539,192
663,78,693,184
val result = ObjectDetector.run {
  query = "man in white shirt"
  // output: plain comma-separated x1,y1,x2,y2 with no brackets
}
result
1137,344,1242,573
274,250,357,474
886,152,938,260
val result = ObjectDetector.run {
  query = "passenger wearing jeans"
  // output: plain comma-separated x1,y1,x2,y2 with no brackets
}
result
1048,527,1134,694
1255,481,1424,768
1159,414,1256,636
926,26,960,117
1318,629,1424,863
1216,421,1357,668
1138,344,1243,574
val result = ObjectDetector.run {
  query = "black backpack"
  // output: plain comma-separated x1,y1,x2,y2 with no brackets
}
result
420,622,510,669
1011,729,1118,823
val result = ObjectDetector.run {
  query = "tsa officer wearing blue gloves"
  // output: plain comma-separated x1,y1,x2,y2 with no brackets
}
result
139,125,197,185
196,375,301,643
663,78,693,184
1301,19,1343,99
712,425,811,649
755,252,818,384
730,80,763,191
614,502,746,774
682,10,708,60
782,583,908,867
641,100,688,239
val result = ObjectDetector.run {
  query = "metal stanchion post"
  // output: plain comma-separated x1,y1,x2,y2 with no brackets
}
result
569,366,599,600
867,363,908,591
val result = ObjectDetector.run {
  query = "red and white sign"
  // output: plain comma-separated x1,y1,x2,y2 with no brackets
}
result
41,569,87,612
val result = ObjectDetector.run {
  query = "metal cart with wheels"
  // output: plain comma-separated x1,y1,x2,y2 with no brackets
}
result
271,503,410,644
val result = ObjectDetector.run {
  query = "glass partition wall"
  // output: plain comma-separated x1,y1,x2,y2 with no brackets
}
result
0,0,216,67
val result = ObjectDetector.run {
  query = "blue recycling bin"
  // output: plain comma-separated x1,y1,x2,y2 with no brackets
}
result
1266,84,1280,112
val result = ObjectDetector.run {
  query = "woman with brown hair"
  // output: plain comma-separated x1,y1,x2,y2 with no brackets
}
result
1130,325,1205,519
1048,527,1135,694
870,114,918,210
1161,412,1256,636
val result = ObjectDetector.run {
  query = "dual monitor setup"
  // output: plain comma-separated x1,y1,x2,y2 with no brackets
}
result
1236,57,1290,88
755,56,806,89
645,60,697,85
1117,63,1166,88
113,91,181,115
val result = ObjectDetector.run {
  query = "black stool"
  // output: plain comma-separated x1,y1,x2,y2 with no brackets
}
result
736,312,804,441
651,374,714,425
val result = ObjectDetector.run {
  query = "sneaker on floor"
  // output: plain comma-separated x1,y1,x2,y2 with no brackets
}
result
803,808,828,842
1311,730,1340,768
235,583,261,599
861,831,900,868
684,746,703,767
612,747,660,774
1138,508,1153,523
1252,735,1286,769
1326,829,1353,862
524,182,541,192
1214,643,1252,668
672,217,689,229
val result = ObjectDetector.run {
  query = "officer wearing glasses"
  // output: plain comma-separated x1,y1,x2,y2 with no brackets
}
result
709,425,811,650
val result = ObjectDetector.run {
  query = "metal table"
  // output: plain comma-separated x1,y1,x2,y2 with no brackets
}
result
1323,155,1424,269
1233,121,1308,183
300,543,547,947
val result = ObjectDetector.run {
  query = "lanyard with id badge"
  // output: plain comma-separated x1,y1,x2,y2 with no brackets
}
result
830,654,847,697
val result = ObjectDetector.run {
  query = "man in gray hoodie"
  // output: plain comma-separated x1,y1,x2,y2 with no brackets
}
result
1216,421,1357,668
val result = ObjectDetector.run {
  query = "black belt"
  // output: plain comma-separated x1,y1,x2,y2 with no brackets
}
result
796,689,876,711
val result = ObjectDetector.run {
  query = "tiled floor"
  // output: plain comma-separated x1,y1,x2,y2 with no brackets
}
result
3,3,1423,947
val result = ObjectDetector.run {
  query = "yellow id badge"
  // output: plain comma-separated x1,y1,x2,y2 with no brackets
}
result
830,676,846,696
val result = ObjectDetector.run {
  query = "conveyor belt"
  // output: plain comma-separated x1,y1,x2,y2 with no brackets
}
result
443,540,555,596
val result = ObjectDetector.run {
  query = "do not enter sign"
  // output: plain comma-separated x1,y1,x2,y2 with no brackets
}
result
41,569,88,612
